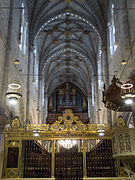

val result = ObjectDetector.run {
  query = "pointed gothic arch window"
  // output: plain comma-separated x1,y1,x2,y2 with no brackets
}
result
18,2,27,54
33,48,39,88
109,4,117,55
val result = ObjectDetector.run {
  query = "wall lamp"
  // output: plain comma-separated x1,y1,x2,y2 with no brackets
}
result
6,83,22,105
121,83,135,105
33,130,40,136
6,92,22,105
97,129,105,136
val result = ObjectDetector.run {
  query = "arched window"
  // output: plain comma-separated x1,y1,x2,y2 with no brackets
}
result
33,48,39,88
98,48,103,89
18,2,27,54
109,4,117,55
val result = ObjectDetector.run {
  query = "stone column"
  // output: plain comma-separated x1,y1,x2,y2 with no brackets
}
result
101,45,112,127
94,76,100,124
43,92,48,123
87,94,90,119
130,76,135,127
101,45,109,88
37,77,43,123
0,131,4,178
119,0,131,51
0,116,8,178
88,92,93,123
131,103,135,127
26,45,34,124
0,0,14,115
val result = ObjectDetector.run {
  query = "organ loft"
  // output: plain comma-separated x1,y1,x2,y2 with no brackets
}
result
0,0,135,180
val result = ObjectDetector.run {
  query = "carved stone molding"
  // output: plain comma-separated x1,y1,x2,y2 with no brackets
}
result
112,117,135,174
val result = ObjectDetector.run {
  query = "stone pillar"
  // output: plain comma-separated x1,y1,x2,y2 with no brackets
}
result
88,92,93,123
101,45,109,88
0,0,14,115
43,92,48,123
130,75,135,127
132,103,135,127
37,77,43,123
119,0,131,51
26,45,34,124
101,45,112,127
87,94,90,119
94,76,100,124
0,116,8,178
0,131,4,178
40,82,45,123
51,140,55,178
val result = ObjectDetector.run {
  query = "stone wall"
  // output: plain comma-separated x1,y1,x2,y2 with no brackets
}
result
105,0,135,126
0,0,39,126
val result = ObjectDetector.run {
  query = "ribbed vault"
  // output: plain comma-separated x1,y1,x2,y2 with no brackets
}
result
26,0,107,97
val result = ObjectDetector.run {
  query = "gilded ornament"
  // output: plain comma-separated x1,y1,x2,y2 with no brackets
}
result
117,116,126,128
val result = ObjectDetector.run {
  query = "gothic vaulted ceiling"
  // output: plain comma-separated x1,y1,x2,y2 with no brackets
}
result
26,0,107,96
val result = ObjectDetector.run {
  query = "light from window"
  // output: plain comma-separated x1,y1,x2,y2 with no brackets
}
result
19,2,27,54
109,4,117,55
33,48,39,88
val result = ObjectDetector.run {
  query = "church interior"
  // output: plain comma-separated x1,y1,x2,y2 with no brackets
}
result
0,0,135,179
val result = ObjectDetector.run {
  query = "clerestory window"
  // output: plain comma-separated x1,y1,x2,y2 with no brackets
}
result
109,4,117,55
18,2,27,54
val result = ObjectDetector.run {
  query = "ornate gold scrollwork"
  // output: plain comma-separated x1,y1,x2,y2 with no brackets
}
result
73,118,87,131
50,116,63,131
7,117,24,131
5,109,111,140
8,140,20,147
27,123,49,131
88,124,97,131
24,109,111,134
51,109,87,131
117,116,126,128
